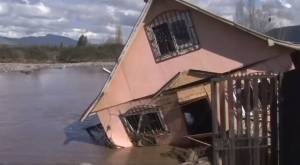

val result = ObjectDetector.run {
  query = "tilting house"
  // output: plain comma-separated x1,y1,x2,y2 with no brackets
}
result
80,0,300,149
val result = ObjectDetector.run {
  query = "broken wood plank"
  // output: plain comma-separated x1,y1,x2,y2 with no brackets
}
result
211,80,220,165
219,80,228,165
184,136,212,147
186,133,214,139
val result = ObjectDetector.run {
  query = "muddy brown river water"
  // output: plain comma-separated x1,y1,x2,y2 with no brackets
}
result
0,67,177,165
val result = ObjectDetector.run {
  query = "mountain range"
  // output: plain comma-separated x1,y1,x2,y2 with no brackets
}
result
0,34,77,47
267,25,300,44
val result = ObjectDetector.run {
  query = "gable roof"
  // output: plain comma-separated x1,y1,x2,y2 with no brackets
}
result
80,0,300,122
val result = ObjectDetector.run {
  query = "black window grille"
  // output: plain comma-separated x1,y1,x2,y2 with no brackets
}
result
145,10,199,62
152,23,176,56
171,20,190,46
120,105,168,135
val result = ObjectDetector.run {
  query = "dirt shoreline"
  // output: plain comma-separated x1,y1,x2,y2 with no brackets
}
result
0,62,116,73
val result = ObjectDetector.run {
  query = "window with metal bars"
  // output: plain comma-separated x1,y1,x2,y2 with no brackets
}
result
152,23,176,56
145,10,199,62
120,106,168,135
171,20,191,46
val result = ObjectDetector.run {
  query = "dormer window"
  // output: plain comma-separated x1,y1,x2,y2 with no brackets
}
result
145,10,200,62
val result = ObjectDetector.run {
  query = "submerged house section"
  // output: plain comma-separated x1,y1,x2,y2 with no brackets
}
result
80,0,300,148
112,69,217,146
120,105,169,146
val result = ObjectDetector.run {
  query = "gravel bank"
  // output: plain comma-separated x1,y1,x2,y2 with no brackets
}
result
0,62,115,73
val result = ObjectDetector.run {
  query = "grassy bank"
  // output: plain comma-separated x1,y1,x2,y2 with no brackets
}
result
0,43,123,63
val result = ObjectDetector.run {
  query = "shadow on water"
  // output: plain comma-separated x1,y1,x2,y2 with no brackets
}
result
63,115,106,146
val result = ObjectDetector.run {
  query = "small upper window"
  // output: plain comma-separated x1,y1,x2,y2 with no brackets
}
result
145,10,200,62
152,23,176,56
171,20,191,46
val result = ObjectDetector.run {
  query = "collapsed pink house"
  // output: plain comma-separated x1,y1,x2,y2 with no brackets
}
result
81,0,300,148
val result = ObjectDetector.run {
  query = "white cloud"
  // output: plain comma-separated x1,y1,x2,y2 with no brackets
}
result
61,28,109,43
105,25,116,32
278,0,292,8
35,2,51,14
0,3,9,15
9,2,53,18
0,0,298,43
120,9,140,16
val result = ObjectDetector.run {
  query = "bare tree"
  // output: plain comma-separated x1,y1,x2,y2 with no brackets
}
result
104,25,123,45
235,0,275,33
115,25,123,44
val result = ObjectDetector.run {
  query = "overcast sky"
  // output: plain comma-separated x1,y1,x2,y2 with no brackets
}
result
0,0,298,43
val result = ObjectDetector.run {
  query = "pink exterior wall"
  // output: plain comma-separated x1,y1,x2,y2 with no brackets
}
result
97,98,153,147
95,0,294,147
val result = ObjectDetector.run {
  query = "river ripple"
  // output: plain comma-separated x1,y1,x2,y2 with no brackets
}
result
0,67,176,165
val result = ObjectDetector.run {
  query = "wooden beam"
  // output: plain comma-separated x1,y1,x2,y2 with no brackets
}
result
211,80,220,165
219,80,228,165
184,136,212,147
228,79,236,165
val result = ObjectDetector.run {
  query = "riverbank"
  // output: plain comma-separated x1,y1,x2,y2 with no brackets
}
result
0,62,115,73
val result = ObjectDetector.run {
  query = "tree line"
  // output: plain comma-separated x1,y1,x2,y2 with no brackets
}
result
0,26,124,63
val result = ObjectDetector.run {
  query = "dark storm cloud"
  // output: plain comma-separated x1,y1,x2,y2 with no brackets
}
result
0,0,298,43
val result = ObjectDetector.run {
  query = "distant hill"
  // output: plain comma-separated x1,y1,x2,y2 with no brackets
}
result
266,25,300,44
0,34,77,47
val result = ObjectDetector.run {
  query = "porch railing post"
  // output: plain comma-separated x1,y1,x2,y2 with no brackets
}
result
211,79,219,165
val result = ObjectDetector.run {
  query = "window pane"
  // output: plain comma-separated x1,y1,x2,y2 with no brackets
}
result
152,23,175,56
145,10,199,62
171,20,190,46
125,114,140,132
140,112,164,134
